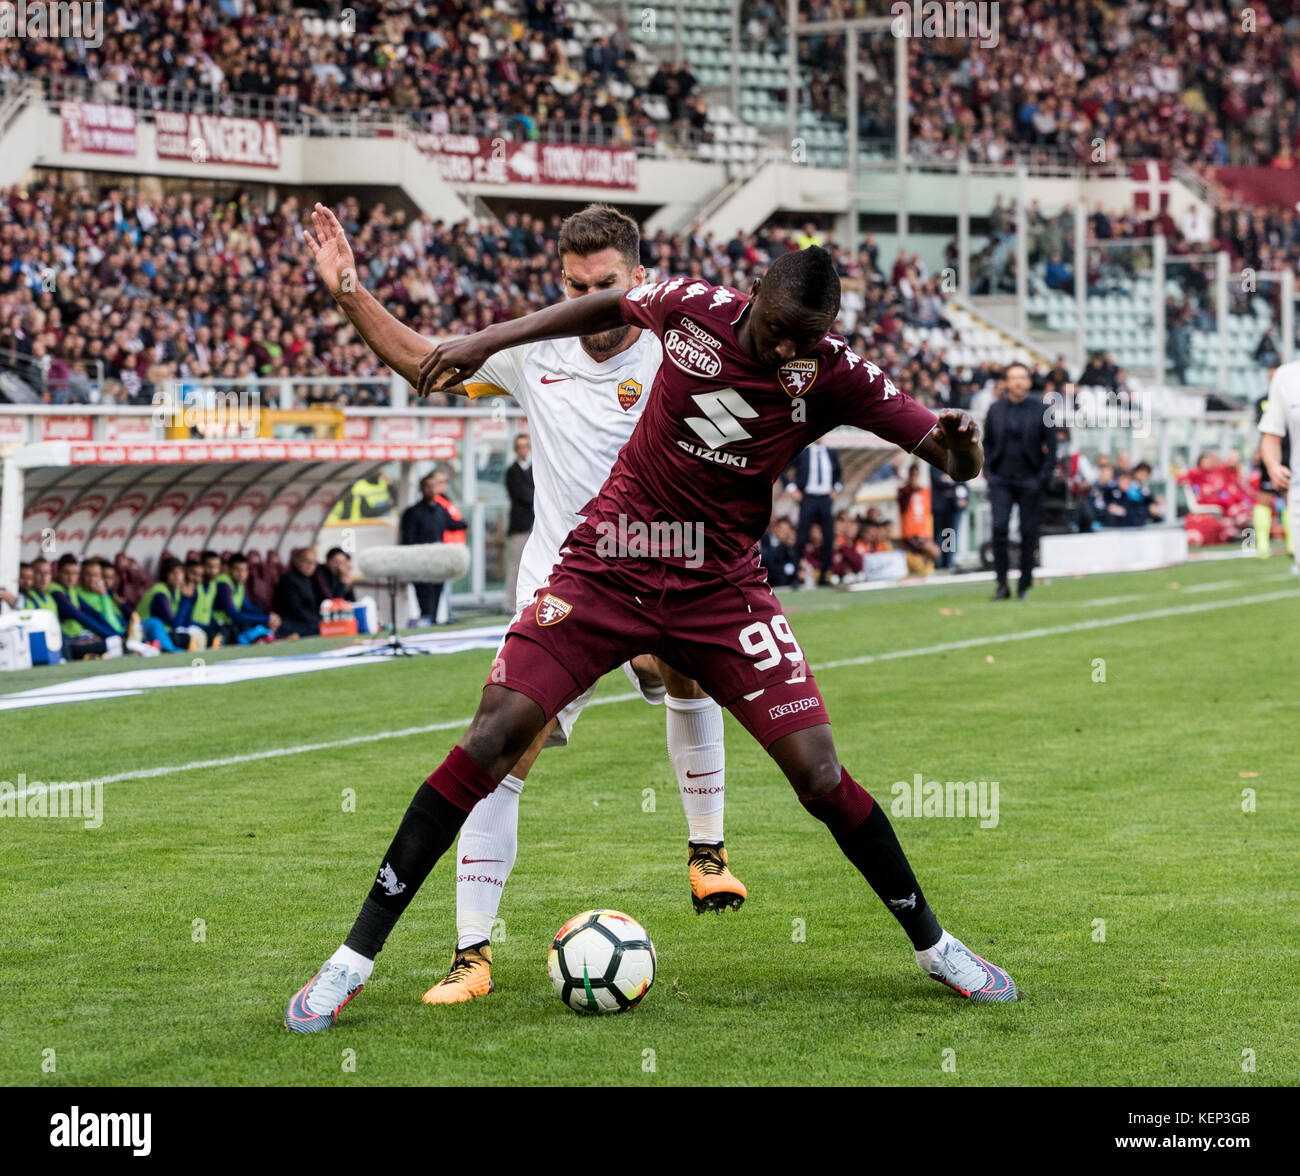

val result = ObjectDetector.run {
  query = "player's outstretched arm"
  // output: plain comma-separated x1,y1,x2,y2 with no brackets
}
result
913,410,984,482
304,202,432,387
417,289,627,398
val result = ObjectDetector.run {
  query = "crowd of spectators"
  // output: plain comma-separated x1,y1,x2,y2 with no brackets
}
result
0,176,958,407
760,498,947,588
971,194,1300,303
757,0,1300,170
9,0,1297,172
3,0,706,151
1,542,369,661
8,166,1292,411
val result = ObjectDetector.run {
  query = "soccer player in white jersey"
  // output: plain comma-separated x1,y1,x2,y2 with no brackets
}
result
303,202,745,1008
1259,359,1300,574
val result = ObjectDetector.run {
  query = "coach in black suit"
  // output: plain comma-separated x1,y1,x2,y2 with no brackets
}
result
785,442,842,587
984,362,1056,599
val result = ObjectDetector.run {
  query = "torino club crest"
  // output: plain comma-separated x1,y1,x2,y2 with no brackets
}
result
536,593,572,626
778,358,818,398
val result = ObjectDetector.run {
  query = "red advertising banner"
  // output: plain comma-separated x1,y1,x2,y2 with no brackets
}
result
414,133,637,190
61,101,137,156
67,440,457,465
155,111,282,169
41,415,93,442
1208,166,1300,210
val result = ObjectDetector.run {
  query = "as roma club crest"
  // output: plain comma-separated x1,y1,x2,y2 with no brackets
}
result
536,593,572,626
617,378,643,411
778,358,818,398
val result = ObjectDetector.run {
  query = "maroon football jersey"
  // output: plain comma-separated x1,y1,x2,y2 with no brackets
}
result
573,277,938,575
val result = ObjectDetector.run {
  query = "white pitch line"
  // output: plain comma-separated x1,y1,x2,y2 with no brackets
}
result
15,692,641,799
818,587,1298,670
26,586,1298,798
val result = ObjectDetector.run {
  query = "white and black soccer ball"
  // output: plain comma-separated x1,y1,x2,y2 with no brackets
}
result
547,909,656,1014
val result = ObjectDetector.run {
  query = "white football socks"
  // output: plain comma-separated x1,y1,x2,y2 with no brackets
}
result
329,944,375,983
454,773,524,950
666,695,726,845
914,928,953,971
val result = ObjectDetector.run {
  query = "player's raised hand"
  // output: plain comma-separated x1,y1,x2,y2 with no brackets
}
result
417,335,491,399
304,202,358,298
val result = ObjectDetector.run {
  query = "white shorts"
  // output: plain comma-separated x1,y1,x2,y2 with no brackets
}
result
505,558,663,748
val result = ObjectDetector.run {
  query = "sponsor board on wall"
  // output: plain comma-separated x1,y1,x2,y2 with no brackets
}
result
412,133,637,189
60,101,138,156
156,112,282,169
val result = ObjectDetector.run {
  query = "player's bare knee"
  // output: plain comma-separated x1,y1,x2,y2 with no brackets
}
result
790,756,843,800
462,687,545,778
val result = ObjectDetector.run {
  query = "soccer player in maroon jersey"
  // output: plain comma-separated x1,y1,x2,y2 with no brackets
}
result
285,246,1016,1032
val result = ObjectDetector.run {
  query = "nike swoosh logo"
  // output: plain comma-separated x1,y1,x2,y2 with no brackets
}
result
539,375,571,384
461,856,504,864
685,769,722,779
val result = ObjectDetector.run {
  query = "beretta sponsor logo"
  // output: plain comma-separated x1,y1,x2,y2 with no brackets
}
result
664,328,722,378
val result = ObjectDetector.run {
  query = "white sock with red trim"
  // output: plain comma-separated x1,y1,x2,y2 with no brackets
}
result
666,695,726,844
455,774,524,950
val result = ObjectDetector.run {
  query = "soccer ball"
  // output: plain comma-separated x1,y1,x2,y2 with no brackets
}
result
547,909,656,1014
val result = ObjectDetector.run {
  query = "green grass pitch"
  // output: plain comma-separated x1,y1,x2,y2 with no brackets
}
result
2,556,1297,1086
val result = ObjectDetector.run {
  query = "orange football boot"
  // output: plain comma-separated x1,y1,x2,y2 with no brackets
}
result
421,943,495,1004
688,843,747,913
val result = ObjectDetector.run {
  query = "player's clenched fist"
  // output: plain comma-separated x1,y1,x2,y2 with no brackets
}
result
935,410,980,452
418,335,492,399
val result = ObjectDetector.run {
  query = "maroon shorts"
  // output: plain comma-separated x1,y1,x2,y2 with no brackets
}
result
486,541,828,748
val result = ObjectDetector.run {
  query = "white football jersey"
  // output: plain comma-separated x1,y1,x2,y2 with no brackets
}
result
465,331,663,604
1260,361,1300,483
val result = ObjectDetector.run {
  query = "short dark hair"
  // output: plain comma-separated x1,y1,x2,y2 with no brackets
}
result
763,245,840,316
201,549,220,562
1004,362,1031,377
1134,461,1151,474
19,561,31,572
557,203,641,270
228,554,248,568
57,553,77,570
325,546,347,561
158,556,182,578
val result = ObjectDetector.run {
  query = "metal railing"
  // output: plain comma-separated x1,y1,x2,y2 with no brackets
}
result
0,346,106,405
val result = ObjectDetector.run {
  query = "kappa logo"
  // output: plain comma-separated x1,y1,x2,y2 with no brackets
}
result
617,377,643,411
536,592,572,626
767,696,821,721
778,358,818,398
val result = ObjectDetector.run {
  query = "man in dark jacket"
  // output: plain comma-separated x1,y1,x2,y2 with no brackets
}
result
759,517,801,587
785,441,842,587
984,362,1057,599
504,434,534,610
400,470,468,622
273,547,324,638
315,547,357,602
